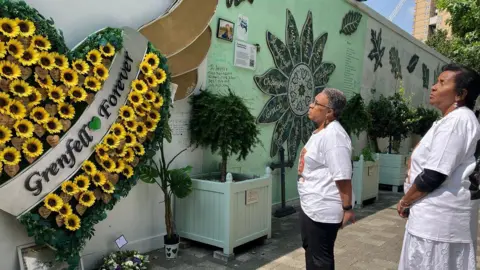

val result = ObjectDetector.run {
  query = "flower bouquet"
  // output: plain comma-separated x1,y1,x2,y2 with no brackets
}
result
99,250,149,270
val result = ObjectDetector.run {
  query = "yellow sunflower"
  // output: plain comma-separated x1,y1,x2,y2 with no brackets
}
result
133,143,145,156
58,103,75,119
152,94,164,108
34,73,53,89
44,117,63,134
74,175,90,192
144,91,156,103
119,106,135,121
141,101,151,112
18,47,39,66
82,160,97,176
124,133,137,147
14,119,34,138
95,144,110,160
68,86,87,103
58,203,73,217
5,100,26,120
124,120,137,132
144,74,158,88
0,147,21,165
115,159,125,174
0,42,6,59
27,89,42,108
122,165,134,179
93,64,109,81
43,193,63,212
9,79,32,97
31,35,51,51
0,18,19,38
145,118,157,132
86,49,102,66
79,191,95,207
64,214,81,231
100,158,116,173
72,59,89,75
101,181,115,194
6,39,25,59
110,123,126,139
84,76,101,91
139,62,153,76
128,91,143,106
91,171,107,187
22,137,43,158
15,19,35,37
0,125,12,144
100,43,115,57
38,52,55,70
30,107,50,124
52,53,69,70
134,122,148,138
154,68,167,84
48,86,66,104
0,92,10,113
134,106,146,117
60,68,78,87
131,79,148,94
148,110,161,123
61,181,79,196
144,53,160,69
122,148,135,163
0,60,21,80
103,134,120,149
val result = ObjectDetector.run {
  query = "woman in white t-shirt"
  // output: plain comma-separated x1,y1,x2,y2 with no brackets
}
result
397,63,480,270
298,88,355,270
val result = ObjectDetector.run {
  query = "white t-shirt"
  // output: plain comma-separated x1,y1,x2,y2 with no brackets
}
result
297,120,353,224
404,107,480,243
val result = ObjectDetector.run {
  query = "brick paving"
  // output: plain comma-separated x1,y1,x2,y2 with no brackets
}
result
147,191,480,269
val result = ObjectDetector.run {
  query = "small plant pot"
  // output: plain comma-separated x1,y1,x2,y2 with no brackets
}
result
164,234,180,259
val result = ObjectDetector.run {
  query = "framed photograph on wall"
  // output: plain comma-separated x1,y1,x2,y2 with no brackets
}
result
18,243,84,270
216,18,235,42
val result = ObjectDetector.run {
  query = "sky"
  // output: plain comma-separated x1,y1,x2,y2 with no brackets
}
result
365,0,415,34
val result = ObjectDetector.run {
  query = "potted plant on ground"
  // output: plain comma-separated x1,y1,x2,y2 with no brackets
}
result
175,89,272,260
138,133,193,259
339,93,379,207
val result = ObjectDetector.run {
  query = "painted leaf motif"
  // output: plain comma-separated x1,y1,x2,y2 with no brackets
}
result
339,11,362,36
285,9,301,65
309,33,328,73
407,54,419,73
368,28,385,72
434,64,442,82
254,68,288,95
270,112,294,158
301,116,315,144
287,117,302,163
257,95,289,124
314,86,325,97
300,11,313,64
313,62,336,87
389,47,402,79
266,31,293,75
422,63,430,88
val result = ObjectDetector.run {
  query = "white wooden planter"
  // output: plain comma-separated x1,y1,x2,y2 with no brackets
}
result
378,153,410,191
174,167,272,257
352,154,380,207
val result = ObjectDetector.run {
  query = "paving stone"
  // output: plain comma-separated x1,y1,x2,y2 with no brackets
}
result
196,260,231,269
235,253,252,262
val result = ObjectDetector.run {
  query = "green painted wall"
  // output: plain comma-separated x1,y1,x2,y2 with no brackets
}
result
204,0,367,204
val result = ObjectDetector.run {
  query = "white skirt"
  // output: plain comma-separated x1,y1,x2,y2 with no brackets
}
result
398,231,476,270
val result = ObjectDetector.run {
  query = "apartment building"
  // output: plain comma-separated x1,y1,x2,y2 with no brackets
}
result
413,0,451,42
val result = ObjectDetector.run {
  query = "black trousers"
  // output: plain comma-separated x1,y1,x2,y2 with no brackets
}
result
300,209,342,270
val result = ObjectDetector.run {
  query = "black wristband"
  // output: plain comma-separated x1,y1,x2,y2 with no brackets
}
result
342,205,353,211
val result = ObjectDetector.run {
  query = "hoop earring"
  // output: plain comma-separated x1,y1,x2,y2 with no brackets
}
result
454,102,458,108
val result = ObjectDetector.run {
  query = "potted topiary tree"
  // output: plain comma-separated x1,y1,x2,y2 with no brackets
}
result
175,89,272,260
339,93,379,207
137,134,193,259
410,106,440,146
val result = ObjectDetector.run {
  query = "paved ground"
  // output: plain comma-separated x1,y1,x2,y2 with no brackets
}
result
146,191,478,269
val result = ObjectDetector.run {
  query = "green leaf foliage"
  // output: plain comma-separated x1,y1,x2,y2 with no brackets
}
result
411,106,440,136
339,93,371,138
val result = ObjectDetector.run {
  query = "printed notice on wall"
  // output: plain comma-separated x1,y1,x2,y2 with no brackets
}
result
343,41,360,97
234,41,256,70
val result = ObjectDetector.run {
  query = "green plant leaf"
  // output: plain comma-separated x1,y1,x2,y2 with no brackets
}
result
138,164,159,184
168,166,193,199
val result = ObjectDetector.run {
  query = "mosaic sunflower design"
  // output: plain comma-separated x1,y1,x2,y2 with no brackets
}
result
254,9,336,162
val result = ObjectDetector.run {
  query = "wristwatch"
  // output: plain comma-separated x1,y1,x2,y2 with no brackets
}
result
342,205,353,211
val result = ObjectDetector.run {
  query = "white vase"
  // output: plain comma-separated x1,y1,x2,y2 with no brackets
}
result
165,242,179,259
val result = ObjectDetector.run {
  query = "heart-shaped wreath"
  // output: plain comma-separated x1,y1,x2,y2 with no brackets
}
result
0,1,172,268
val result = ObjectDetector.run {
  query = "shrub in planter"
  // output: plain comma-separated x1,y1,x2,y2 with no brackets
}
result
339,93,372,138
189,89,261,182
411,106,440,136
98,250,149,270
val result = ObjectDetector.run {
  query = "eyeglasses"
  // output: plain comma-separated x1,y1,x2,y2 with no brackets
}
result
313,100,331,109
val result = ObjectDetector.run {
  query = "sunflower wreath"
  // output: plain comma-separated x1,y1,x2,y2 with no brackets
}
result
0,1,172,269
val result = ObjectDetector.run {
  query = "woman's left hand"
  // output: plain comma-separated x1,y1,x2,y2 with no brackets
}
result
397,200,409,218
